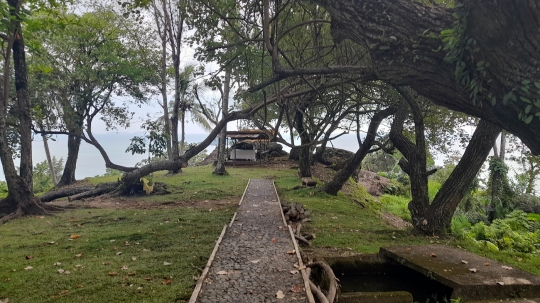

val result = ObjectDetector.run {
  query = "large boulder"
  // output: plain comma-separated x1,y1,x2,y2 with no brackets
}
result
357,170,390,196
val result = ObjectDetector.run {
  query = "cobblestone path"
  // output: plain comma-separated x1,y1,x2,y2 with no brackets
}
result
193,179,309,303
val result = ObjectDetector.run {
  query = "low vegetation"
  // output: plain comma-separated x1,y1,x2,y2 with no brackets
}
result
1,163,540,302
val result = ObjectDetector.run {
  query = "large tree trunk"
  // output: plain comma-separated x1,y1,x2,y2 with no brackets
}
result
422,120,501,234
487,132,507,222
294,99,312,178
0,1,60,223
159,33,172,159
324,107,396,195
312,0,540,155
57,131,82,187
389,88,501,235
213,69,230,175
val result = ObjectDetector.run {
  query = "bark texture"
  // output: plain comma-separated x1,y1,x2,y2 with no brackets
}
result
390,89,501,234
213,69,230,175
57,131,81,186
324,106,396,195
0,1,60,223
313,0,540,154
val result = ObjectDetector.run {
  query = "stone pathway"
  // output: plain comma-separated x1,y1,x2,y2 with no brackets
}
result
192,179,310,303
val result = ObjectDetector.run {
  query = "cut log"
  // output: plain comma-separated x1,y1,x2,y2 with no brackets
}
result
295,234,311,246
301,177,317,187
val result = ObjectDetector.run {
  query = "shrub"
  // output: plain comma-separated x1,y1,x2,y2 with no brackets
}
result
514,194,540,214
468,210,538,253
451,214,471,239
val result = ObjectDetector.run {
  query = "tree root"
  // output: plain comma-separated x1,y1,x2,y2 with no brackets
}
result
306,261,338,303
0,197,64,224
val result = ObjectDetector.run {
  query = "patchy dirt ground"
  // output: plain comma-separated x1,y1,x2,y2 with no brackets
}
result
46,160,410,232
381,212,412,229
50,196,238,210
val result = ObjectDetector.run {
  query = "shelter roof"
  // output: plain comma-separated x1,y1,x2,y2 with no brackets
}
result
226,130,270,140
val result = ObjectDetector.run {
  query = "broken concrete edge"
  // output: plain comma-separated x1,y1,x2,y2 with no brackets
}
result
238,178,251,206
188,224,228,303
229,212,238,227
273,181,315,303
378,247,461,290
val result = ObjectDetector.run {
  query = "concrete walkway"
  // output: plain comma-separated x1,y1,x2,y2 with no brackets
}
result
190,179,312,303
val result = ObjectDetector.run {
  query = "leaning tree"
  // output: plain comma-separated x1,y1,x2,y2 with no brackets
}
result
307,0,540,154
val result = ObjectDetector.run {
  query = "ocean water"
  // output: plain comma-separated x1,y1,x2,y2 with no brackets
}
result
20,132,359,180
2,132,217,181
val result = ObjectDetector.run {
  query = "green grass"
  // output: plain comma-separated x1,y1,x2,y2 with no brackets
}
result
0,207,232,303
3,163,540,302
274,181,432,253
90,164,296,203
378,194,411,221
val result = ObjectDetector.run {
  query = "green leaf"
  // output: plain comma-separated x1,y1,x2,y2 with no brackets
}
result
522,80,531,85
440,29,453,35
389,36,397,41
525,105,532,114
524,114,533,124
535,82,540,90
534,99,540,108
491,97,496,106
520,96,531,104
379,46,391,50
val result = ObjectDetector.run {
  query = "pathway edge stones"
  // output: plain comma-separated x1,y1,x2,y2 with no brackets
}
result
274,181,315,303
189,225,228,303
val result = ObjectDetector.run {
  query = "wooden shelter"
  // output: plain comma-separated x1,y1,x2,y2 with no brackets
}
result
221,130,270,166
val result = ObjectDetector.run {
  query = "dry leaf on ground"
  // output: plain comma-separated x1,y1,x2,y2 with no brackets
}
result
108,272,118,276
163,262,172,266
276,290,285,299
24,266,33,270
216,271,227,275
25,255,34,260
286,250,296,255
70,234,81,239
162,279,172,285
291,284,302,293
502,265,513,270
469,268,478,273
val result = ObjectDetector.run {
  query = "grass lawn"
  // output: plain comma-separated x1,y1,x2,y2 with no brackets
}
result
1,162,540,302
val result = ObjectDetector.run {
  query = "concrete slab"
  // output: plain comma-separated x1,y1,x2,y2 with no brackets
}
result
380,245,540,302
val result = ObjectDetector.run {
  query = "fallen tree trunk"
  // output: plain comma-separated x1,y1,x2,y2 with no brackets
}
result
68,183,119,201
40,186,94,202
